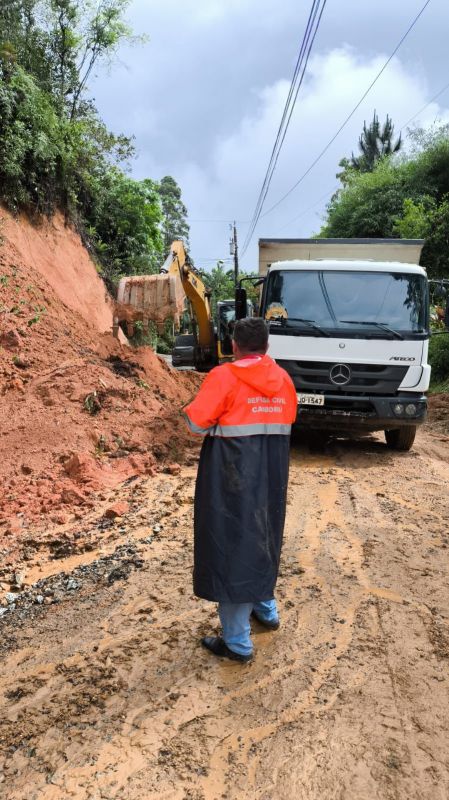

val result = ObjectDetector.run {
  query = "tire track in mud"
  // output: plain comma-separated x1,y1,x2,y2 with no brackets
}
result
199,438,449,799
199,451,377,798
1,434,448,800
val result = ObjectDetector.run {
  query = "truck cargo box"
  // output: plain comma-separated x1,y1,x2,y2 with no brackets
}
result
258,238,424,276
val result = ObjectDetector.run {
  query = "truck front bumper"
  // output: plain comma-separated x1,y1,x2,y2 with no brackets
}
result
296,393,427,432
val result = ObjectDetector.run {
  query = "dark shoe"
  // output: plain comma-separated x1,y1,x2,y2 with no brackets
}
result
251,610,280,631
201,636,253,663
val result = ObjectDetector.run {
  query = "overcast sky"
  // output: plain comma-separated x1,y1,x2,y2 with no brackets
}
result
92,0,449,271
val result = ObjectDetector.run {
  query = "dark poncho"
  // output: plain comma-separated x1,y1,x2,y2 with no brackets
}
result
184,355,297,604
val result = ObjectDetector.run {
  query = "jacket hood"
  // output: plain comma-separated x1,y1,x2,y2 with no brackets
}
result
226,354,284,394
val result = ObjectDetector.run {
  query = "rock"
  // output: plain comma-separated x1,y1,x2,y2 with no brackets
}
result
5,592,16,605
35,595,44,604
60,487,85,506
107,565,129,584
152,524,162,534
8,377,25,394
0,608,8,618
166,463,181,476
51,511,70,524
104,501,129,519
21,464,33,476
0,328,22,351
66,578,79,591
13,355,30,369
63,452,100,486
13,572,25,589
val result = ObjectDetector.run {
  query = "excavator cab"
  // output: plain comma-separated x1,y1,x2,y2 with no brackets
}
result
217,299,254,360
217,301,235,358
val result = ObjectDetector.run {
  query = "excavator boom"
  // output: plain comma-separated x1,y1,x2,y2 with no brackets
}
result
114,241,217,369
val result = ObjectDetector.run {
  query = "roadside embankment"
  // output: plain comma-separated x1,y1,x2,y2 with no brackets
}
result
0,208,200,555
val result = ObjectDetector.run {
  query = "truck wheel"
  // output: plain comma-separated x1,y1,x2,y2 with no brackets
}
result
384,426,417,451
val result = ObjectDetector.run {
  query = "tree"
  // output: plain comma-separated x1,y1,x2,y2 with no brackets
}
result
47,0,135,120
0,66,64,214
204,262,261,320
206,262,235,319
337,111,402,185
158,175,190,251
87,170,164,284
321,124,449,278
0,0,170,288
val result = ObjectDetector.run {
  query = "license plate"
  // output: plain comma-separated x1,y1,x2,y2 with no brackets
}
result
297,393,325,406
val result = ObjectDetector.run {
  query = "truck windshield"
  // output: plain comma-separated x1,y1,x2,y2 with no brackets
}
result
264,270,428,336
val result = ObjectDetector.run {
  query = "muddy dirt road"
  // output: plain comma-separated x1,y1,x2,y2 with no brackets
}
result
1,430,449,800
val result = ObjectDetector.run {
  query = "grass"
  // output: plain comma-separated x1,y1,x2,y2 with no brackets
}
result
429,379,449,395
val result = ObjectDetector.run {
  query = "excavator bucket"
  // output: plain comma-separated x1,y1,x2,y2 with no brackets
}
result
114,272,186,336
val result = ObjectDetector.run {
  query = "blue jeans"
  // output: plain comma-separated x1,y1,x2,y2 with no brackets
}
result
218,599,279,657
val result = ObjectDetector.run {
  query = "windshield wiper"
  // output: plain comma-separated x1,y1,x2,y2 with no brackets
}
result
269,316,330,337
339,320,404,340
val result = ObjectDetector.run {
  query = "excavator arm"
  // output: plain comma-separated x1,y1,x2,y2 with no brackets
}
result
114,241,218,369
163,241,215,350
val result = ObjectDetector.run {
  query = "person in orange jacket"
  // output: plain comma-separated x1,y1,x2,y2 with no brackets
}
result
184,317,297,662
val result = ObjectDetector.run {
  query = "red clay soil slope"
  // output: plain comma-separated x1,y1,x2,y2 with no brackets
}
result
0,209,200,534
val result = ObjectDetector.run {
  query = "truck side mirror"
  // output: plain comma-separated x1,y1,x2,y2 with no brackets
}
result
235,287,248,320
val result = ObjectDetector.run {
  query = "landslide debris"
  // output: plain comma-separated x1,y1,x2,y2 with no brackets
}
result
428,392,449,436
0,210,200,556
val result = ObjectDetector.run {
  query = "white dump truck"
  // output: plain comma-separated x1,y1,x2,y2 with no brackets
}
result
256,238,429,450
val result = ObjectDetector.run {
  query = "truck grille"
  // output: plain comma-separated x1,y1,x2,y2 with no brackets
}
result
278,360,408,396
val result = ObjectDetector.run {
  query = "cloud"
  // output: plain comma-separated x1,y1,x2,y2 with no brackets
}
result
174,48,449,269
91,0,449,270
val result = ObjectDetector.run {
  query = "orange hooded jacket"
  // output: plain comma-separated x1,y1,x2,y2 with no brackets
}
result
184,354,297,437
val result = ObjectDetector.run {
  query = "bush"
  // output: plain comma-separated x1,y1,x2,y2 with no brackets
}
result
429,334,449,382
0,67,63,214
320,126,449,277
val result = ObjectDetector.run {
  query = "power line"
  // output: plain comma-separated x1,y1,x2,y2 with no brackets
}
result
257,0,433,224
249,1,328,242
277,76,449,239
241,0,327,257
400,77,449,130
189,218,249,223
275,72,447,240
276,185,339,233
242,0,326,256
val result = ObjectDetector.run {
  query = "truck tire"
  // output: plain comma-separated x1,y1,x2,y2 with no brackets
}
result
384,426,417,451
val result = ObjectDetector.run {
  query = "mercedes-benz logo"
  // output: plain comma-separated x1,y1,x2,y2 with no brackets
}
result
329,363,351,385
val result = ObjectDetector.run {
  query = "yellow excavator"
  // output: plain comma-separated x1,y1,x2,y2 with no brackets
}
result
114,241,251,371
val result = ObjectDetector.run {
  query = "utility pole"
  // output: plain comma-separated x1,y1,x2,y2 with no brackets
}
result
229,222,239,288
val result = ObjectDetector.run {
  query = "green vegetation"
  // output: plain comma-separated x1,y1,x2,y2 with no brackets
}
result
0,1,189,285
158,176,190,251
206,262,260,320
321,124,449,279
337,112,402,185
321,117,449,391
429,334,449,384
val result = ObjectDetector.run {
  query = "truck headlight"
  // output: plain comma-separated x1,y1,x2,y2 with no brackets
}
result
405,403,417,416
393,403,404,415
